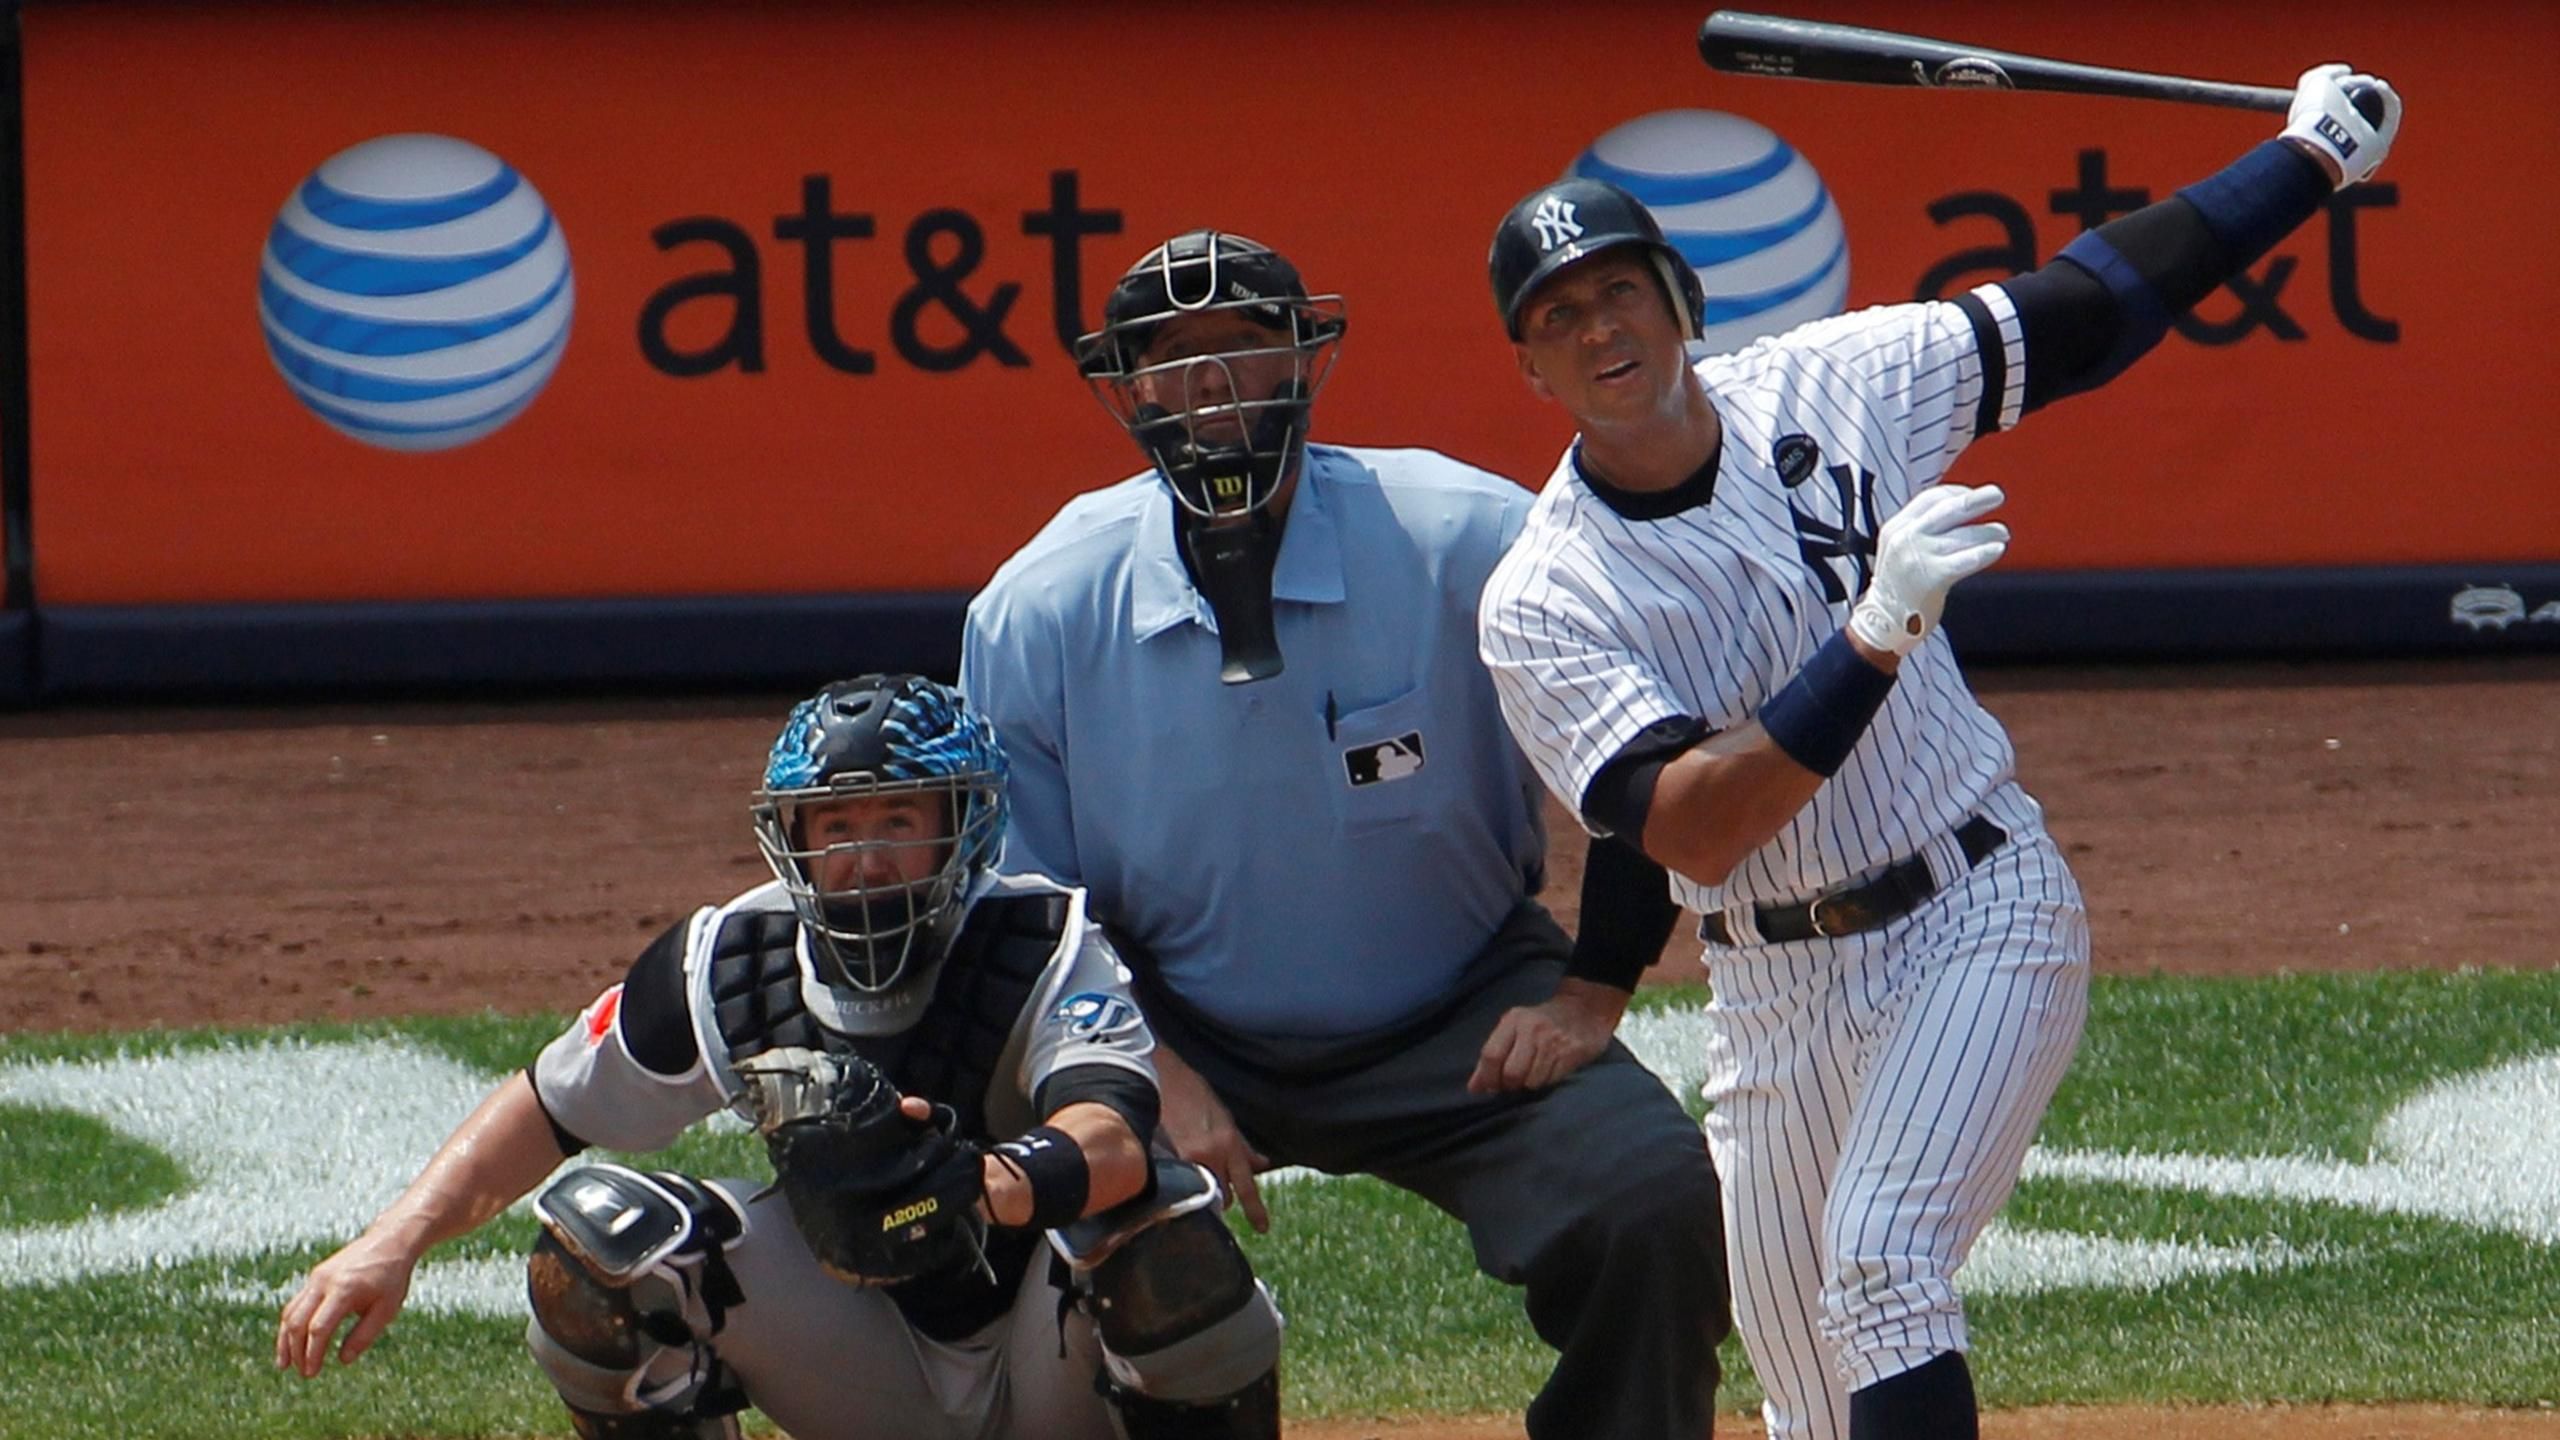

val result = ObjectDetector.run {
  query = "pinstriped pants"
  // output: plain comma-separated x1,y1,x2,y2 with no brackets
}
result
1700,789,2090,1440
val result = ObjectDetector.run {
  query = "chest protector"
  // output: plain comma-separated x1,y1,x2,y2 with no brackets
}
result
698,893,1073,1342
704,894,1070,1138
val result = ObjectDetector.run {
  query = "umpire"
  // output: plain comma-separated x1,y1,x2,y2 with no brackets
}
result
962,230,1728,1439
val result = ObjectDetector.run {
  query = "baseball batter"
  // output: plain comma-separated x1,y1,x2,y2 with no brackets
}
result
276,675,1283,1440
1477,67,2401,1440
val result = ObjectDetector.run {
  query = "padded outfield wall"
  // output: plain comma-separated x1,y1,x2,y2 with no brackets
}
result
1,0,2553,700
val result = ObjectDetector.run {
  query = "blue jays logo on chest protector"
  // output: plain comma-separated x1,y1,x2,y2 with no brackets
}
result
1773,433,1881,608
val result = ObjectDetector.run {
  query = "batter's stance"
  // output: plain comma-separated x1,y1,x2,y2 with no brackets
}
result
1479,66,2400,1440
277,676,1281,1440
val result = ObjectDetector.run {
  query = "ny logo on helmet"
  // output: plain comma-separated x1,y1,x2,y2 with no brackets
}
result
1531,196,1583,251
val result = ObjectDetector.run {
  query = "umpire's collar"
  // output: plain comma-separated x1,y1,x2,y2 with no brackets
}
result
1129,445,1348,642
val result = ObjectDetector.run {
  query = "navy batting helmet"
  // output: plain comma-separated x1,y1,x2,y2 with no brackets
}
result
751,675,1009,993
1488,177,1704,341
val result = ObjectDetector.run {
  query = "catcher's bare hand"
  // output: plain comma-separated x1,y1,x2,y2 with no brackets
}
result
1468,977,1630,1094
274,1230,420,1378
1154,1044,1272,1234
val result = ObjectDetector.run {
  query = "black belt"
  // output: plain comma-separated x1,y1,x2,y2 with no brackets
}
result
1703,816,2006,946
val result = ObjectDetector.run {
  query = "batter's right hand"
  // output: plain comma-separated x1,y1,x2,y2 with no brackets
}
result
1849,483,2009,657
1153,1046,1273,1233
274,1231,419,1378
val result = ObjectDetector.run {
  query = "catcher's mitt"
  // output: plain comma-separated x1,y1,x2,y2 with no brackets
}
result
735,1046,988,1287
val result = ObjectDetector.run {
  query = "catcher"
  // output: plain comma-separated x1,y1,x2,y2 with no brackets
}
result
274,674,1283,1440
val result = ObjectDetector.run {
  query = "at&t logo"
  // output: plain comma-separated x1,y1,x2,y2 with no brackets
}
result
258,134,574,452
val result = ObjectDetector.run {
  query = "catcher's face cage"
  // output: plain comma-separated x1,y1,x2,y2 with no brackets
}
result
1076,250,1346,521
751,772,1004,994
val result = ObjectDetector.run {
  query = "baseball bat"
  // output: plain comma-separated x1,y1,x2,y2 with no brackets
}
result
1699,11,2387,126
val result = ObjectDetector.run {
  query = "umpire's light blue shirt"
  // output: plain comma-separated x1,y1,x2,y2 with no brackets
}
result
962,444,1548,1039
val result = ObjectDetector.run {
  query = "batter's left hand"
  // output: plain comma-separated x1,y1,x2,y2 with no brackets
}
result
1468,977,1631,1094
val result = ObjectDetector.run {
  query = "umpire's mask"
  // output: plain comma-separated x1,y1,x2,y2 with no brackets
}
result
1076,230,1346,684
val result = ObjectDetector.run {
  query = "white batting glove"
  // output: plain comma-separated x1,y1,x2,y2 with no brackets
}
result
2281,63,2402,190
1848,483,2009,657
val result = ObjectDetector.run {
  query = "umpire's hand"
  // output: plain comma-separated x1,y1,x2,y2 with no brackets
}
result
1153,1043,1274,1233
1469,977,1629,1094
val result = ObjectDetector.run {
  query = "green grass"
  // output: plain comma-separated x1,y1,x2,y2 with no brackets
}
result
2043,968,2560,1158
0,1106,188,1225
0,968,2553,1437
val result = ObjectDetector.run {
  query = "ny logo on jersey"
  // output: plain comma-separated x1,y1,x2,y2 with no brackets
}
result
1788,463,1883,606
1530,196,1583,251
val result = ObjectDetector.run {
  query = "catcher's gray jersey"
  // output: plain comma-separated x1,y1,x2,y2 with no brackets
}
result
534,871,1155,1154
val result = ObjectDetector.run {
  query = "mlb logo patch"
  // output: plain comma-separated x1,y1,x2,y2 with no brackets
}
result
1343,732,1426,787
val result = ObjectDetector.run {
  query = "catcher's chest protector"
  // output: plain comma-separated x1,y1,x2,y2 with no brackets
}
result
896,893,1072,1139
706,895,1069,1144
703,895,1073,1342
706,911,826,1060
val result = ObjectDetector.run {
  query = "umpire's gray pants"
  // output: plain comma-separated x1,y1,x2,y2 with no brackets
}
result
1148,903,1729,1440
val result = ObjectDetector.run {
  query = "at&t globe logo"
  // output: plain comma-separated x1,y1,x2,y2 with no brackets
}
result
258,134,573,452
1570,110,1847,354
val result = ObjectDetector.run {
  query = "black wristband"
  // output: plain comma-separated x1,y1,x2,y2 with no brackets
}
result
990,1124,1090,1231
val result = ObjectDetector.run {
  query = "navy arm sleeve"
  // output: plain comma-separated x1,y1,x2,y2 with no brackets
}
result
1993,139,2333,415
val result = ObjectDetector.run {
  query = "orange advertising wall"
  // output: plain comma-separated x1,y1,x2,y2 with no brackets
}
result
13,1,2557,622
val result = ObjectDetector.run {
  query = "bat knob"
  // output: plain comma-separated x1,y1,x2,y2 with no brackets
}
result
2344,78,2387,129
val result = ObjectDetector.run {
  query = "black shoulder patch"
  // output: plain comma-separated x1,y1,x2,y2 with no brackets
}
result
618,917,702,1078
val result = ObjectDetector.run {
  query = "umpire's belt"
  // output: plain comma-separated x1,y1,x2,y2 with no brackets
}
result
1702,816,2006,947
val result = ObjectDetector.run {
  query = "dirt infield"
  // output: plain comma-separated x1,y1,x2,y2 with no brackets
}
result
4,656,2548,1033
2,655,2554,1436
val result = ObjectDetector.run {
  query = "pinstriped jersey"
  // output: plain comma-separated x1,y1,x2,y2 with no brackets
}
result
1479,287,2028,914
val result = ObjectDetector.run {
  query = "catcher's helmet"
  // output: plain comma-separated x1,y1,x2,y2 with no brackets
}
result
751,675,1009,994
1074,230,1346,522
1488,177,1705,342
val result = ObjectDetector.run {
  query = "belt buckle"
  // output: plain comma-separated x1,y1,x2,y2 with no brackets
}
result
1806,889,1863,939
